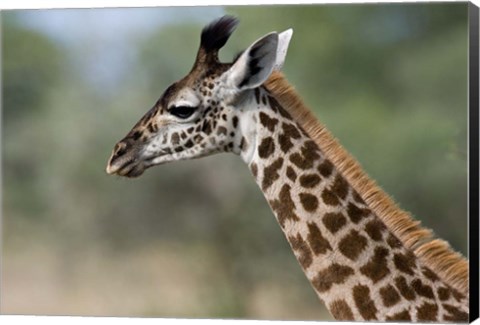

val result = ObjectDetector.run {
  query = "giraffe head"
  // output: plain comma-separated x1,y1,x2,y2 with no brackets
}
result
106,16,292,177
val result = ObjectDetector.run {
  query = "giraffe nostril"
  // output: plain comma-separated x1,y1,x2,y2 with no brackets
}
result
114,142,127,157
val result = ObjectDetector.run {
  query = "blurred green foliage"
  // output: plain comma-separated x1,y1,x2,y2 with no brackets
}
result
1,3,468,320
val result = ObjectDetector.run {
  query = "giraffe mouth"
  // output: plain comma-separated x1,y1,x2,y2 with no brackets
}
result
106,155,146,178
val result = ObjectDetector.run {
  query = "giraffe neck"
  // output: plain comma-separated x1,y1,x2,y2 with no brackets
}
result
236,86,468,322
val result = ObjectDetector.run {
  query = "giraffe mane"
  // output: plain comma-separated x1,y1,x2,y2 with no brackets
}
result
264,71,469,294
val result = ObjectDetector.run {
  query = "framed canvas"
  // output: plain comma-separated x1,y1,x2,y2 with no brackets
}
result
1,1,478,323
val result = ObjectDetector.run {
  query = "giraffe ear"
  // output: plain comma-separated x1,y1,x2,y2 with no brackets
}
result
273,29,293,71
225,32,279,90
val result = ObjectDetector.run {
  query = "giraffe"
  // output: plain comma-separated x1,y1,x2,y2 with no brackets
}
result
106,16,469,322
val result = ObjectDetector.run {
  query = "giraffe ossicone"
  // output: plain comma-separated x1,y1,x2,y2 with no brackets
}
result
106,16,469,322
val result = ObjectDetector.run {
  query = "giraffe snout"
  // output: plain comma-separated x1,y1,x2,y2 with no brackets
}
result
106,139,144,177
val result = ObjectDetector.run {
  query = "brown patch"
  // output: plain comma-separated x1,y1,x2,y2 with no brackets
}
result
289,152,312,170
286,166,297,182
359,246,390,283
386,309,411,321
317,159,333,177
278,122,301,153
322,212,347,234
299,174,321,188
307,222,332,255
278,133,294,153
321,189,340,206
387,233,403,249
422,267,439,282
394,276,416,301
301,140,320,161
451,288,466,301
269,184,300,228
259,112,278,132
443,303,469,322
202,120,212,135
258,137,275,159
379,284,401,307
250,163,258,178
411,278,435,299
437,287,451,301
232,116,239,128
283,122,301,138
268,95,291,118
311,263,354,293
288,233,313,269
329,299,354,320
338,230,368,261
261,158,284,191
331,174,349,200
299,193,318,212
352,191,365,204
364,219,386,242
352,285,378,320
170,132,180,145
416,302,438,321
216,126,227,136
393,251,417,276
346,202,370,223
184,139,194,148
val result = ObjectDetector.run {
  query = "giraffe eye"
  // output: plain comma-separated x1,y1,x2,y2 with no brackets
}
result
169,105,197,119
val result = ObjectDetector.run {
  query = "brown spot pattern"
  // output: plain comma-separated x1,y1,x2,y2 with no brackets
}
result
307,222,332,255
329,300,354,320
338,230,368,261
258,137,275,159
379,284,401,307
359,246,390,283
422,267,439,282
416,302,438,321
352,285,378,320
259,112,278,132
386,310,411,321
261,158,283,191
286,166,297,182
312,263,354,293
321,189,340,206
387,234,403,249
393,251,416,276
394,276,416,300
322,212,347,234
437,287,451,301
364,219,386,241
299,174,321,188
270,184,300,228
278,122,302,153
171,132,180,145
290,152,312,169
318,160,333,177
443,303,469,322
346,202,370,223
288,234,313,269
299,193,318,212
411,278,434,299
331,174,349,200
